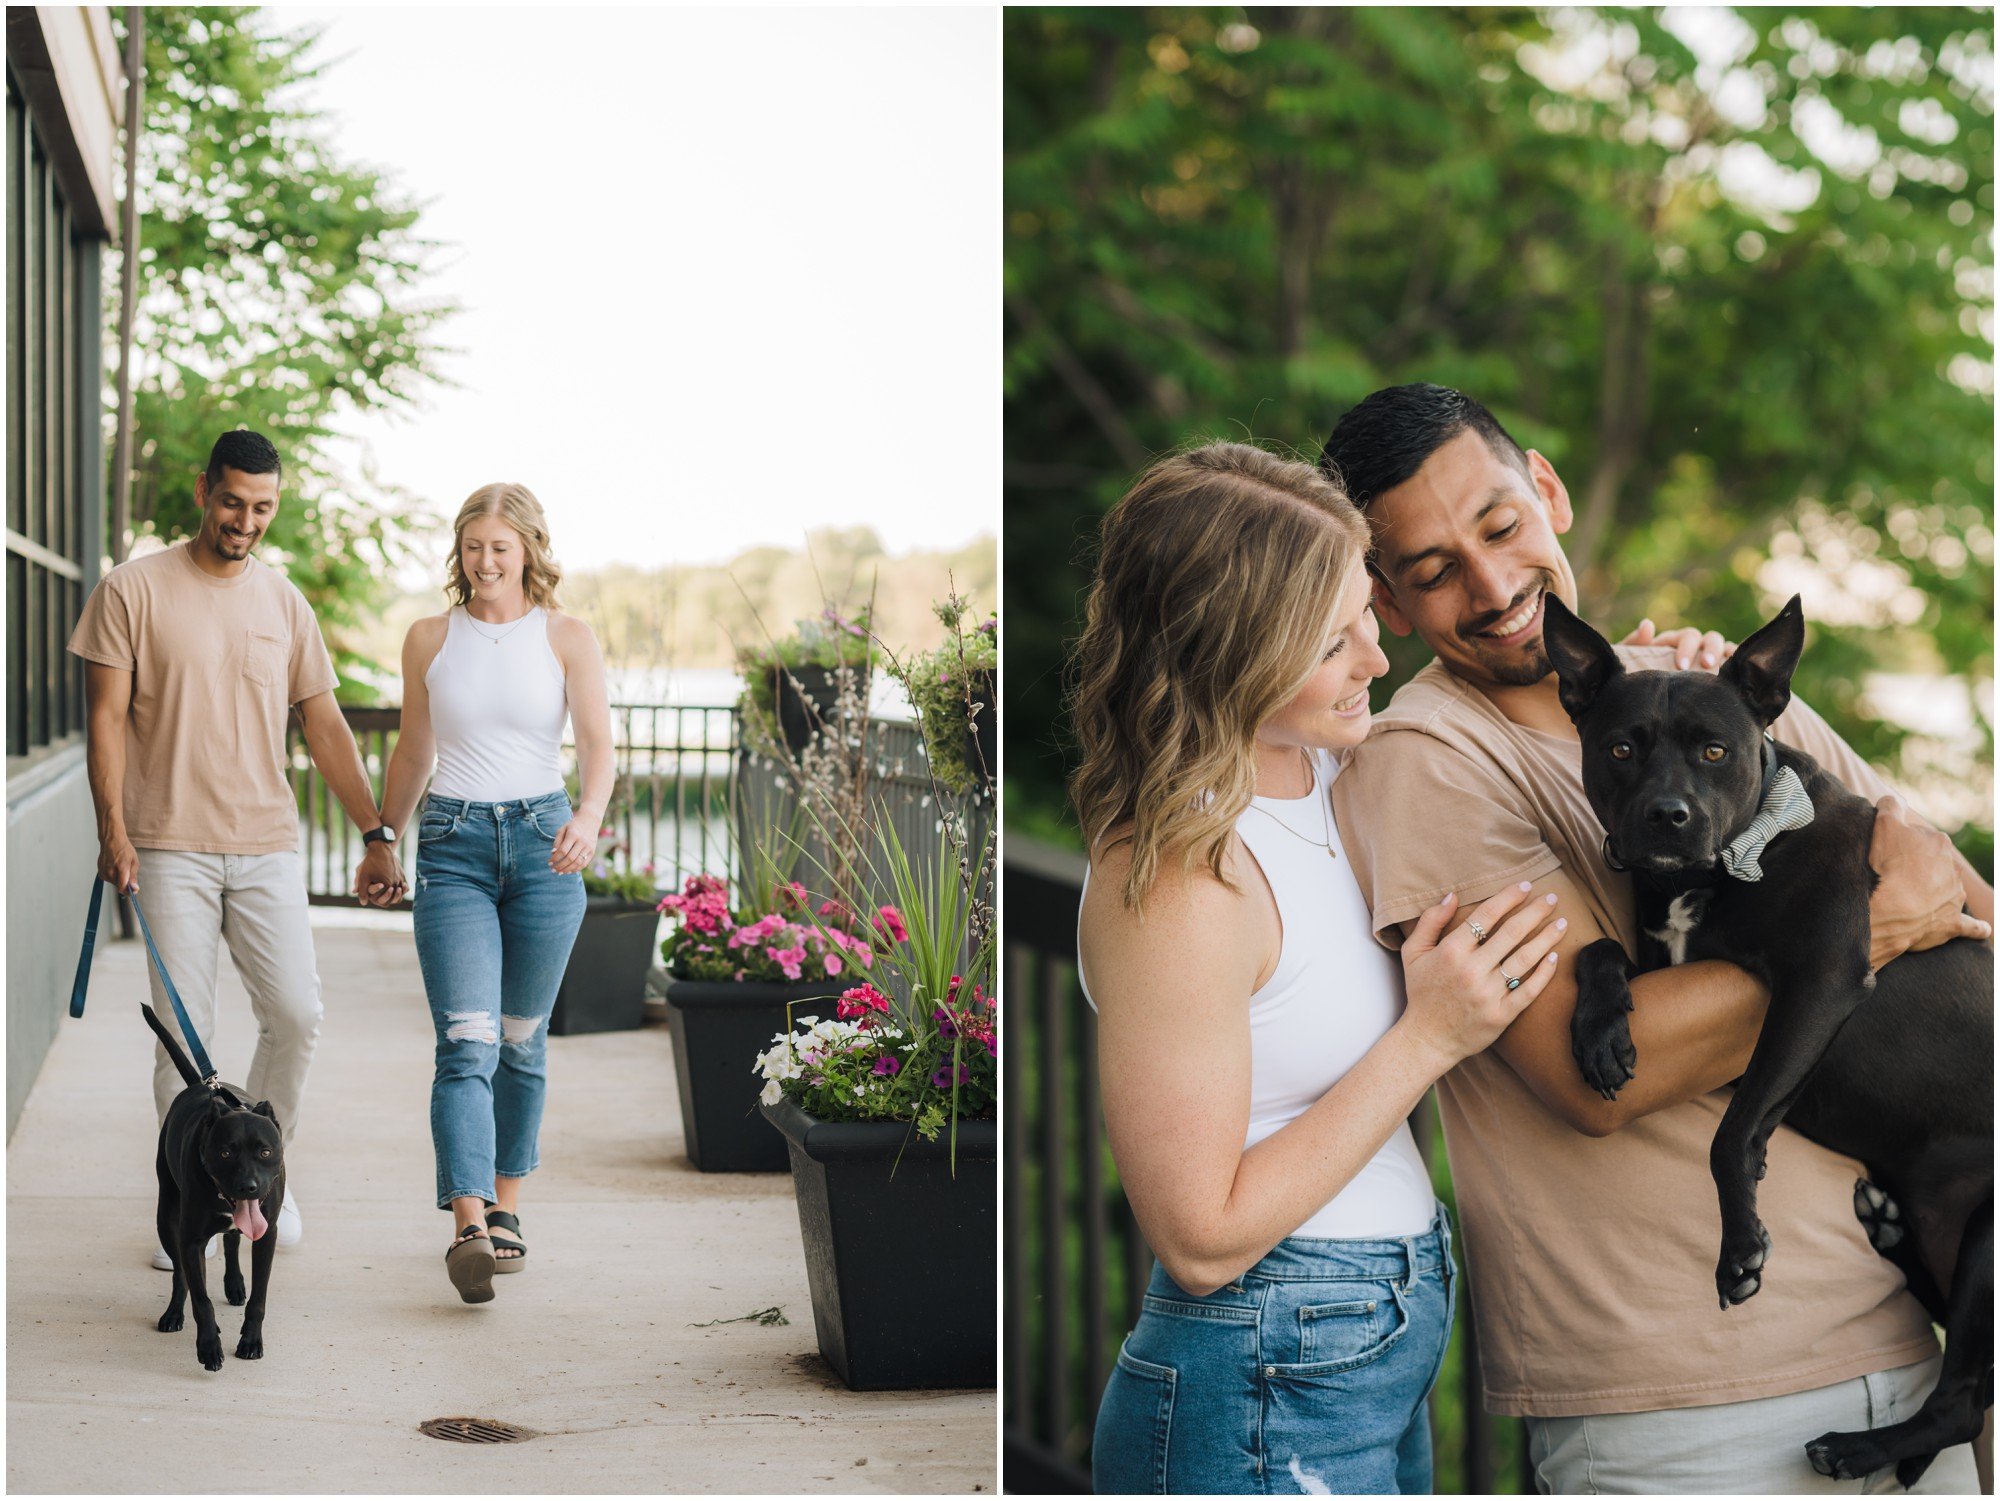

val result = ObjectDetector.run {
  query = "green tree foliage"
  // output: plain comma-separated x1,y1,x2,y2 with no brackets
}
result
1006,7,1993,870
112,6,453,684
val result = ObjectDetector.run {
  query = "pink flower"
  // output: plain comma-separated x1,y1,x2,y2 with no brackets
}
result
778,881,808,910
767,945,805,981
875,905,909,944
824,953,844,977
817,898,854,928
835,983,892,1021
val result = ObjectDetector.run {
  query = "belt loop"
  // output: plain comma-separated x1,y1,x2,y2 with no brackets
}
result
1400,1235,1418,1293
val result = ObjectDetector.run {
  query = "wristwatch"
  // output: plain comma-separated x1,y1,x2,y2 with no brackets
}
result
363,825,397,847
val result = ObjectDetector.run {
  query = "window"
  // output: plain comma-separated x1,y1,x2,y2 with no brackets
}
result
6,68,99,764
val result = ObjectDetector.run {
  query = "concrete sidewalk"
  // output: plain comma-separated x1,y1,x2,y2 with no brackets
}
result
7,913,994,1494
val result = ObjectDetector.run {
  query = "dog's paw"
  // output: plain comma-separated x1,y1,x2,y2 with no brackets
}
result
1805,1428,1892,1482
223,1275,246,1307
234,1331,263,1361
1715,1222,1773,1307
156,1308,183,1333
196,1332,224,1372
1853,1178,1906,1251
1570,1006,1636,1100
1896,1452,1940,1490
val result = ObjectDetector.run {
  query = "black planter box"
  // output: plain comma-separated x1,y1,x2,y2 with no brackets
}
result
664,978,835,1173
761,1094,997,1391
549,899,660,1036
768,664,870,754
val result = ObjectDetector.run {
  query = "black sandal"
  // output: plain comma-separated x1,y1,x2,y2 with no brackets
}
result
486,1210,526,1274
445,1223,496,1303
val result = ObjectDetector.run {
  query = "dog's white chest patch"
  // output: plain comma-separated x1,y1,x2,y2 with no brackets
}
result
1646,892,1706,966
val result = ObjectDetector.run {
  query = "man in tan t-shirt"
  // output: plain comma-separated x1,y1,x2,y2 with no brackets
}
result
1320,383,1992,1493
70,429,406,1269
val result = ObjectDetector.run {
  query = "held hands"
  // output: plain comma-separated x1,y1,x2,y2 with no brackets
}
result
1621,618,1736,671
1395,882,1567,1070
1867,795,1990,968
98,833,140,895
549,813,597,875
353,842,407,908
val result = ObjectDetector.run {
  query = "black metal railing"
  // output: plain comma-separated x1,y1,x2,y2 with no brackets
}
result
1003,835,1533,1495
288,703,740,905
285,705,986,921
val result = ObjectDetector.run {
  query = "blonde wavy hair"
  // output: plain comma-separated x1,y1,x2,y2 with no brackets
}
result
445,482,564,611
1069,442,1370,914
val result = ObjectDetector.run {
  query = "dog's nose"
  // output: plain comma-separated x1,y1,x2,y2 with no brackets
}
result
1646,798,1692,828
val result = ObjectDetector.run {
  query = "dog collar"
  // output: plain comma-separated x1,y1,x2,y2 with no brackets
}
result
1720,759,1814,882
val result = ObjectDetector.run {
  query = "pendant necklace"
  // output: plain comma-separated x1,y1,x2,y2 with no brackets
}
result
464,605,533,646
1246,748,1338,859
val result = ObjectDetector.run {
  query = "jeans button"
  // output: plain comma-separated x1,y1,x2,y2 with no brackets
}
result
1263,1365,1276,1377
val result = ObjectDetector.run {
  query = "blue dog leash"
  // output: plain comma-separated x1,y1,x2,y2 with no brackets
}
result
71,878,221,1087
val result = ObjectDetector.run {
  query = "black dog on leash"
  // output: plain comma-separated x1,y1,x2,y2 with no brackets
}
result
1544,595,1992,1489
143,1003,285,1372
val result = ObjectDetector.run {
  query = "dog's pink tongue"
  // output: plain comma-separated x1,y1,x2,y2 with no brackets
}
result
232,1199,268,1240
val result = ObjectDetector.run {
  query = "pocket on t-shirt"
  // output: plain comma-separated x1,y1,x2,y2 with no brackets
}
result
244,629,287,688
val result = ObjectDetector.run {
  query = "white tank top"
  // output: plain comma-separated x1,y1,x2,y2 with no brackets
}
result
1080,750,1434,1238
425,606,570,803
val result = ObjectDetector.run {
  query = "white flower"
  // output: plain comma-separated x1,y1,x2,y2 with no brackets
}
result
759,1079,784,1106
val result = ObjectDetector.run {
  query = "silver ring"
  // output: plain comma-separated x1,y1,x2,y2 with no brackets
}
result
1501,968,1522,992
1467,919,1490,945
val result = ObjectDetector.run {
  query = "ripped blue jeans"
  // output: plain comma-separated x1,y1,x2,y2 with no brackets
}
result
1092,1204,1456,1495
413,792,586,1210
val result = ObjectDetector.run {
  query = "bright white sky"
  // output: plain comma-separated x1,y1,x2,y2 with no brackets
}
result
272,6,999,577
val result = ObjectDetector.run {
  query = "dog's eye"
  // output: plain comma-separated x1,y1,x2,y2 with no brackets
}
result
218,1148,232,1158
258,1149,272,1159
1703,744,1728,763
1609,742,1633,761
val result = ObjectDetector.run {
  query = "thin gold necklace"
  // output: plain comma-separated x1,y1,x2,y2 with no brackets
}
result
463,603,534,645
1245,748,1338,859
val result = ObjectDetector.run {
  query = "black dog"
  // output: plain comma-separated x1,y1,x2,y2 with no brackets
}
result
144,1003,285,1372
1544,595,1992,1488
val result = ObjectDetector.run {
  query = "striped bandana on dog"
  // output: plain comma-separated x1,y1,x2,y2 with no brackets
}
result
1720,765,1814,881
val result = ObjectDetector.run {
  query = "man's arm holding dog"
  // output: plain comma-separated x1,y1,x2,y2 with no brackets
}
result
84,662,140,893
1417,808,1988,1136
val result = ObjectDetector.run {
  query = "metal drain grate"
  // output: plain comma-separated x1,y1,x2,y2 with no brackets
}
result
420,1417,535,1444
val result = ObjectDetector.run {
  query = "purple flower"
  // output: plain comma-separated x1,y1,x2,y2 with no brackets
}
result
931,1062,971,1090
934,1007,958,1041
872,1055,901,1077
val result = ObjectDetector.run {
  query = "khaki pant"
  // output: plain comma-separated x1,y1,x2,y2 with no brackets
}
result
135,848,322,1147
1527,1355,1980,1494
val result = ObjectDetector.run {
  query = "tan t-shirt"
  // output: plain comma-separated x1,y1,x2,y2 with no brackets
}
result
1330,647,1938,1418
68,541,339,855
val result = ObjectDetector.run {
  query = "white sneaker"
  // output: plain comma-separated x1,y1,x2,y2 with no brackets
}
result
276,1189,302,1248
152,1236,219,1271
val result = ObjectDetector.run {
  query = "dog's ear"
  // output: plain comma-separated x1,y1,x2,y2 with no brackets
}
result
1719,595,1804,727
1541,594,1623,726
254,1101,280,1124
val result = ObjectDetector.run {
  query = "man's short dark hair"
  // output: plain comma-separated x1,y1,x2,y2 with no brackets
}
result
1318,383,1530,511
203,429,283,492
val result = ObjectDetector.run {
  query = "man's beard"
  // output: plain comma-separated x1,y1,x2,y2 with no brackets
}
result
1479,644,1553,687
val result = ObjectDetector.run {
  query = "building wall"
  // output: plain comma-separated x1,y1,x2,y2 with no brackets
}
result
7,749,99,1133
6,7,119,1138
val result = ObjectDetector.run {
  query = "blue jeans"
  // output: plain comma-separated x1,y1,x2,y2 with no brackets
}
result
413,792,586,1210
1092,1205,1457,1495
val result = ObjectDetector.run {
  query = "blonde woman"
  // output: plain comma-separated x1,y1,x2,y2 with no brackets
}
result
1073,444,1570,1494
363,484,614,1303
